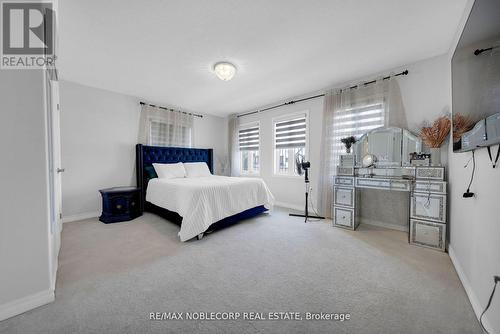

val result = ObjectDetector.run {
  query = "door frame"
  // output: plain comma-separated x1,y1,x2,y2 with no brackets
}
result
44,70,62,292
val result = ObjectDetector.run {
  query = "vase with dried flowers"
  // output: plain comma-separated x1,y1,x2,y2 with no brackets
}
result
419,116,451,166
340,136,356,154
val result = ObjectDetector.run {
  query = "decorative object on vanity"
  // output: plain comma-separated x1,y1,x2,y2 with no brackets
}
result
340,136,356,154
409,152,431,166
337,154,355,176
361,154,376,168
99,187,142,224
289,153,325,222
418,116,451,166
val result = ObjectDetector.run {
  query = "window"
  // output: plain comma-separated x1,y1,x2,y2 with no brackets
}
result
150,121,192,147
332,102,385,166
239,124,260,174
274,113,307,176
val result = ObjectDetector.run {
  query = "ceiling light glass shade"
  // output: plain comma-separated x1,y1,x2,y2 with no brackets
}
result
214,62,236,81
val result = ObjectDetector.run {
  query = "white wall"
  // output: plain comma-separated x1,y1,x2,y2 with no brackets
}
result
60,81,227,219
235,97,325,211
0,70,53,320
236,54,451,225
446,1,500,332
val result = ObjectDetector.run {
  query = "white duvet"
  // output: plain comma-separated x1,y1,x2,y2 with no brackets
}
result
146,176,274,241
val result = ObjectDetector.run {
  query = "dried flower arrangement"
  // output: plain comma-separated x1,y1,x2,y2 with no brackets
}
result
419,116,451,148
340,136,357,153
452,114,475,143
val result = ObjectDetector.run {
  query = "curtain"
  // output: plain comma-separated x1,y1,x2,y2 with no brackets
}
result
138,104,194,147
317,78,406,217
228,115,240,176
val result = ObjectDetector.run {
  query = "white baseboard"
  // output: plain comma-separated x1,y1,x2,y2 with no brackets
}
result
360,217,408,232
274,201,306,212
449,245,494,334
0,289,54,321
62,211,100,223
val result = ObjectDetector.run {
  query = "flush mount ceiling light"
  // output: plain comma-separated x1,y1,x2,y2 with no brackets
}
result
213,62,236,81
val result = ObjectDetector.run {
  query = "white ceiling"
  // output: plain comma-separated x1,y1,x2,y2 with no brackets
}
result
58,0,468,117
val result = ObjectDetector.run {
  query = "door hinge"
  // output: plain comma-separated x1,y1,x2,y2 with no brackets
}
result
57,103,60,110
59,213,62,219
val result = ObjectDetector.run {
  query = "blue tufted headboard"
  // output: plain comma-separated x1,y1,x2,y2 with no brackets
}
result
135,144,213,212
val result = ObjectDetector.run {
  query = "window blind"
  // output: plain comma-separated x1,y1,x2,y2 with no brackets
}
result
239,125,259,151
274,116,307,149
332,102,385,155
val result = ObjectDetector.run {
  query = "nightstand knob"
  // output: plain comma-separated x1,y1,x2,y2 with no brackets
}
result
116,204,122,209
131,202,135,206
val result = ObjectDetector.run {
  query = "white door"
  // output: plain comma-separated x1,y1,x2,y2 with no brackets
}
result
48,79,62,289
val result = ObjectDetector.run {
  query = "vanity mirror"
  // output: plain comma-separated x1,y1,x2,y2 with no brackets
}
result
354,127,422,167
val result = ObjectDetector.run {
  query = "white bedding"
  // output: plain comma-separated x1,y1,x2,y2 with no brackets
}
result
146,176,274,241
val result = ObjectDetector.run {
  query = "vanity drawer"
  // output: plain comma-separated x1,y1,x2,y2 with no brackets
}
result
334,187,355,207
414,181,447,194
334,176,354,187
355,177,411,192
356,177,391,189
410,193,447,223
333,206,355,229
410,219,446,251
416,167,445,180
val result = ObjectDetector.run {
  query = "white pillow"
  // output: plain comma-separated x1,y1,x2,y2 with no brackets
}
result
184,162,212,178
153,162,186,179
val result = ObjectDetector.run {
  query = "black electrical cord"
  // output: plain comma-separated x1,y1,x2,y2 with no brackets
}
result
463,151,476,198
467,151,476,191
479,278,498,334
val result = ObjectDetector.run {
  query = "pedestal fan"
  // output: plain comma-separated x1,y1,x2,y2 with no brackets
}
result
288,153,325,222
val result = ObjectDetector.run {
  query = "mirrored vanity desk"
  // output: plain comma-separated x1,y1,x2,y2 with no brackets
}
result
332,128,448,252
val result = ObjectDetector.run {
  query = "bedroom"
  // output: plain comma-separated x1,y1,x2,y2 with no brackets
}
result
0,0,499,333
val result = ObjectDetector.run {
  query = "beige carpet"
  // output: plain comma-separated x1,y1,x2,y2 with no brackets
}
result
0,207,480,334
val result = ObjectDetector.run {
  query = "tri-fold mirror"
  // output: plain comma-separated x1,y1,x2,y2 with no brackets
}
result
354,127,422,167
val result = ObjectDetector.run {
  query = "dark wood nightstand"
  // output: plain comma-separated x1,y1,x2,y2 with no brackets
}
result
99,186,142,223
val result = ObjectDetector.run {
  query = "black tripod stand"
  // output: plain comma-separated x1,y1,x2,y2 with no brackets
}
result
289,162,325,223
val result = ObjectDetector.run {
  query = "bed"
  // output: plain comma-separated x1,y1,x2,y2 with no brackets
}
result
136,144,274,241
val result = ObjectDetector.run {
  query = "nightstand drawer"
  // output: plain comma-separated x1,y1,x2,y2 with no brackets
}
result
110,196,128,214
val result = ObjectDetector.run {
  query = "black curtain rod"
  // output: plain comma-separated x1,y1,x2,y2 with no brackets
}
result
237,69,408,118
344,69,408,91
140,101,203,118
